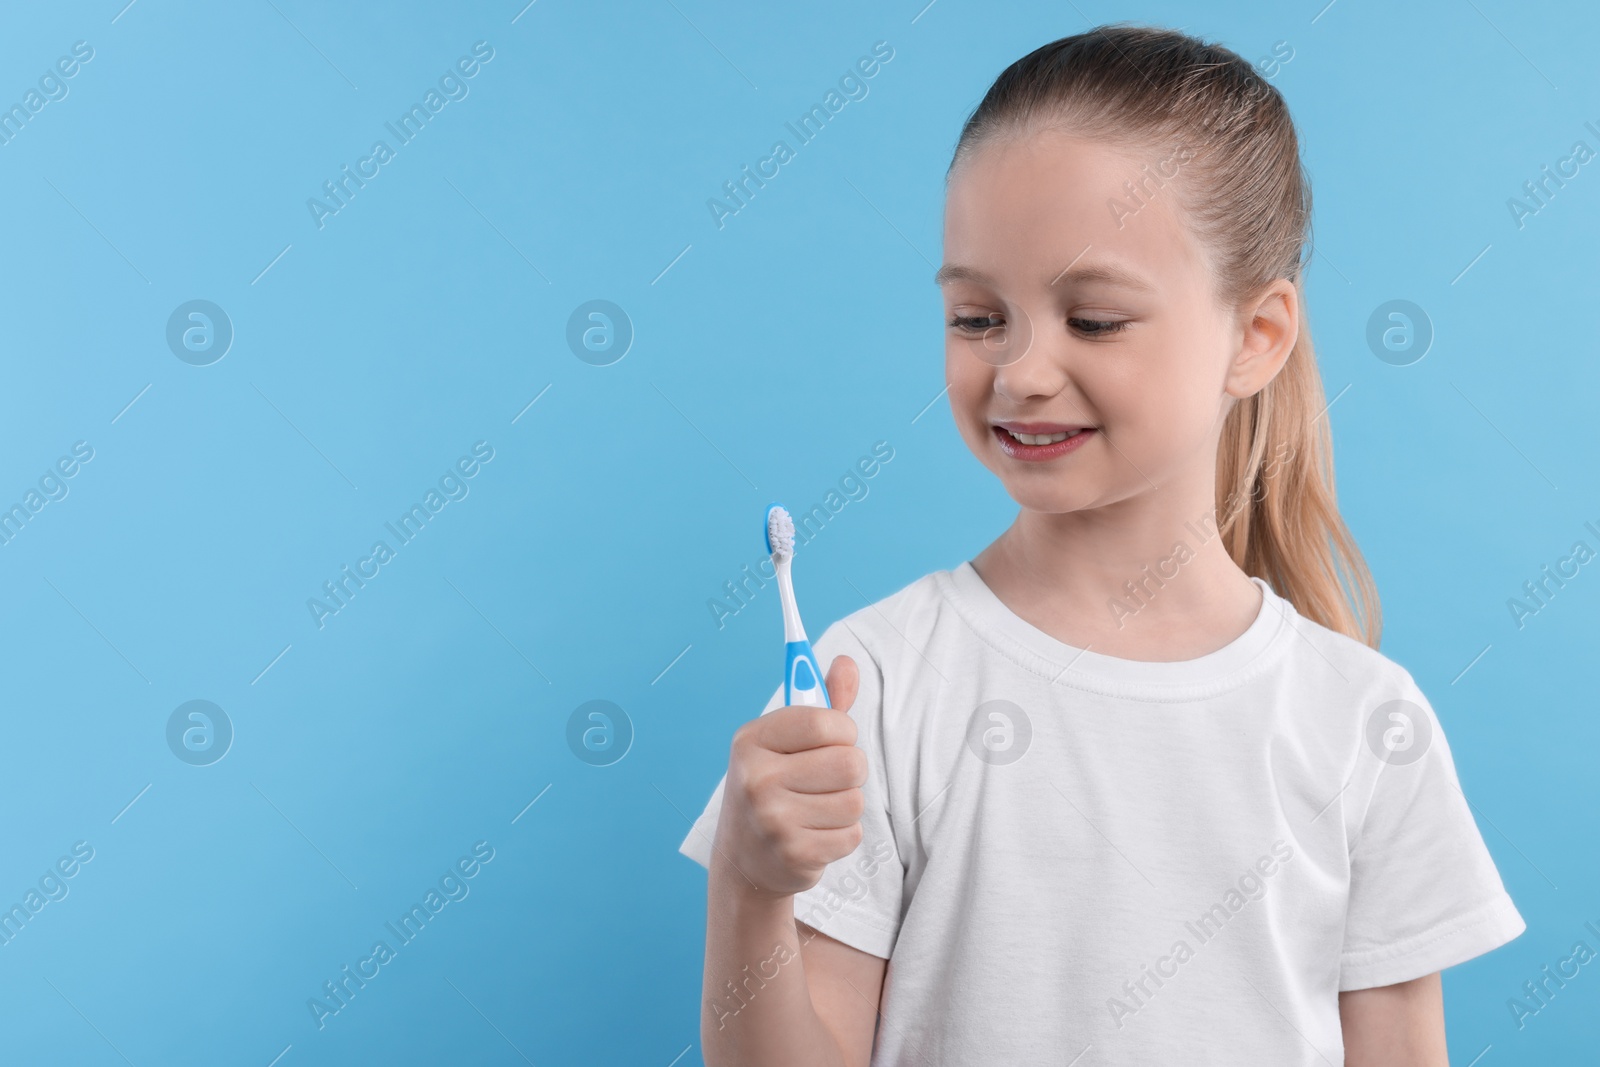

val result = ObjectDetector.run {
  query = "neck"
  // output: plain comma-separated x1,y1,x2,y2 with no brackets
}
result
972,487,1261,660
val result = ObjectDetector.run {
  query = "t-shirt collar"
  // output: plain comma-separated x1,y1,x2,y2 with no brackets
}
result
937,559,1293,698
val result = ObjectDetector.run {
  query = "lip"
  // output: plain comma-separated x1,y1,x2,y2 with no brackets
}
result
992,424,1096,462
994,420,1092,434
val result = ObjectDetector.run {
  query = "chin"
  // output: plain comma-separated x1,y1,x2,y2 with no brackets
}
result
997,480,1089,513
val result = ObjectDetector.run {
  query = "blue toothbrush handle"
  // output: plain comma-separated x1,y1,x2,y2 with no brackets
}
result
784,639,832,708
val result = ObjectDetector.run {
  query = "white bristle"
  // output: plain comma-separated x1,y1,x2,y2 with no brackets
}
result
768,506,795,561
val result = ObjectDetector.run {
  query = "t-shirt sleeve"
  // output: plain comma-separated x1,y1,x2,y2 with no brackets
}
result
677,618,906,960
1339,674,1526,990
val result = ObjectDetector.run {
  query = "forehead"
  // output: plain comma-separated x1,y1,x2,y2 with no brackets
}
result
941,128,1209,292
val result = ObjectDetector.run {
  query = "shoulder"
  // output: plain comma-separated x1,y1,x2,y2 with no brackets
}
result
810,566,953,671
1270,589,1431,713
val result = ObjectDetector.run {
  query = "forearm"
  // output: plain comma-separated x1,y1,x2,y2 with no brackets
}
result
1339,973,1447,1066
701,859,848,1067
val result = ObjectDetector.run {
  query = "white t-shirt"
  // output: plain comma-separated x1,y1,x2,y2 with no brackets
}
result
679,561,1525,1065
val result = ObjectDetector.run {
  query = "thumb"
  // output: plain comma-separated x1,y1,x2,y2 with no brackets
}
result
825,654,859,714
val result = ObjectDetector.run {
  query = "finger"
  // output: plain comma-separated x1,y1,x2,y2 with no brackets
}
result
792,825,864,873
794,787,866,830
826,654,859,714
782,743,869,794
759,704,858,754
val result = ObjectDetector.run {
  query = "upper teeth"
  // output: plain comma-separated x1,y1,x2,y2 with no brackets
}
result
1007,429,1079,444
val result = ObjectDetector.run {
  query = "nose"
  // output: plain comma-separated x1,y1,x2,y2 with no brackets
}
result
991,306,1072,403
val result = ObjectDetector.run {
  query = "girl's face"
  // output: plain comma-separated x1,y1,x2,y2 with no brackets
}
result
940,128,1284,516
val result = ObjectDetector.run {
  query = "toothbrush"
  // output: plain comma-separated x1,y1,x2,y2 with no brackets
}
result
765,503,831,708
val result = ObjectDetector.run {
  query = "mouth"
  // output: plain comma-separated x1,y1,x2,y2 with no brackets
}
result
991,422,1096,461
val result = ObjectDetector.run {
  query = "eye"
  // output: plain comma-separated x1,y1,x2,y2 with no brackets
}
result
947,313,1003,333
1069,317,1130,337
946,312,1132,338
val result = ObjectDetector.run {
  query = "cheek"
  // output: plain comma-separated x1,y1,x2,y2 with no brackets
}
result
1071,355,1145,424
1122,343,1228,448
1071,351,1181,453
945,349,991,428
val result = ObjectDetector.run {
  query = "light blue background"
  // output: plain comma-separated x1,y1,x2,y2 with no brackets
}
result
0,0,1594,1063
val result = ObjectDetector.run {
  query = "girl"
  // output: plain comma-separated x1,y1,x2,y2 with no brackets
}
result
681,24,1523,1066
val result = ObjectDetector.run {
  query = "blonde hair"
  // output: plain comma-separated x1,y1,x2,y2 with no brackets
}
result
949,23,1381,647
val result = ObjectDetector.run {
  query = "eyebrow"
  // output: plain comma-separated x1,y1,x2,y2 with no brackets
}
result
933,261,1155,292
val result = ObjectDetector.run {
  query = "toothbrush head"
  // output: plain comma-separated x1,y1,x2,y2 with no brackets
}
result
765,503,795,563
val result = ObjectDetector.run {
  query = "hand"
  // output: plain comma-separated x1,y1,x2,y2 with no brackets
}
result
712,656,868,899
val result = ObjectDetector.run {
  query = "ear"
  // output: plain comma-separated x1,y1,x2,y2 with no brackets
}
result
1224,278,1298,399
